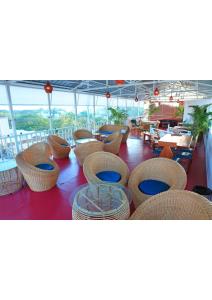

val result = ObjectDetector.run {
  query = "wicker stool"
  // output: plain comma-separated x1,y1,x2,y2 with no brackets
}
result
72,184,130,220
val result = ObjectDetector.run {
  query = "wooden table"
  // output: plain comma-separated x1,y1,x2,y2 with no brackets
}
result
158,134,192,159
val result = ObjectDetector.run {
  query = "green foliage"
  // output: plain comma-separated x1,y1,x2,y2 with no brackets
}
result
108,107,128,125
148,103,160,116
188,104,212,137
175,105,184,118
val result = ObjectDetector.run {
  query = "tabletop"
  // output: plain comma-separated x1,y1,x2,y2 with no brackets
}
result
159,134,192,148
0,159,17,172
75,138,97,144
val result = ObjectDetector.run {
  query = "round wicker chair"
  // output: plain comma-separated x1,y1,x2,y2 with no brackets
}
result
99,125,130,143
73,129,93,141
130,190,212,220
74,141,104,166
47,135,71,159
103,132,123,155
128,157,187,208
16,142,60,192
83,151,129,186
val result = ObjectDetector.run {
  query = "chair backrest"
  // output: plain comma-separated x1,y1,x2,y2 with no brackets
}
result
130,190,212,220
74,141,104,165
73,129,93,141
21,142,51,164
158,141,177,159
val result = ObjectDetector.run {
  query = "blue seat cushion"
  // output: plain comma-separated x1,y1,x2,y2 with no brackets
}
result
96,170,121,182
35,163,54,170
104,140,111,144
60,143,69,147
174,152,193,160
138,179,170,195
99,130,114,135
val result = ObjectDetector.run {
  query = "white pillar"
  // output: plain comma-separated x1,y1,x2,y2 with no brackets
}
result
74,92,78,127
93,95,96,130
5,82,19,153
47,93,52,130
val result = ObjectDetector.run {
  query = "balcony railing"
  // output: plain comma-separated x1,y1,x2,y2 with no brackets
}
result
0,121,106,162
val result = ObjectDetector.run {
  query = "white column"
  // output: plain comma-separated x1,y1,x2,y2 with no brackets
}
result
93,95,96,130
5,82,20,153
74,92,78,127
47,93,52,130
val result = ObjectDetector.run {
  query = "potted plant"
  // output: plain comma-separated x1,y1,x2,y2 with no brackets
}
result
175,105,184,119
148,103,160,117
108,107,128,125
189,104,212,139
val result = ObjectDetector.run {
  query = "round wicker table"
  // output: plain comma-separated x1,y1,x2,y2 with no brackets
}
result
72,183,131,220
0,159,24,196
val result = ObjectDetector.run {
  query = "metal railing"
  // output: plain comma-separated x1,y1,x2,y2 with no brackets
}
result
0,121,106,162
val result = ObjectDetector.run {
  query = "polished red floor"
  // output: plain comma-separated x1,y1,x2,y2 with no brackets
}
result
0,137,207,220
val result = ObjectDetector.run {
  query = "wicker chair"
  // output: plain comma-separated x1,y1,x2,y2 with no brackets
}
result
128,157,187,208
130,190,212,220
16,142,60,192
74,141,104,166
99,125,130,143
103,132,123,155
47,135,71,159
73,129,93,142
83,151,129,186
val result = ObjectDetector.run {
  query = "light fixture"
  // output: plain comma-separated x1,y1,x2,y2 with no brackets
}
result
135,96,139,102
105,91,111,98
115,80,125,85
44,81,53,93
169,95,173,101
154,87,159,96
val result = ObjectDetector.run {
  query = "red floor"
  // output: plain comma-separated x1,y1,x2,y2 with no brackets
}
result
0,137,207,220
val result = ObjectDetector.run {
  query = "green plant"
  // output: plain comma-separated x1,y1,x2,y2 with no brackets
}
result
188,104,212,138
175,105,184,118
148,103,160,117
108,107,128,125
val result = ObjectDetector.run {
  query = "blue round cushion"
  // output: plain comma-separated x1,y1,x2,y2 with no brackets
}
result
60,143,69,147
99,130,114,135
96,171,121,182
138,179,170,195
35,163,54,171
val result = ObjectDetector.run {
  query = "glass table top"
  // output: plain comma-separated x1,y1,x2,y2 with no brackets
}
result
0,159,17,172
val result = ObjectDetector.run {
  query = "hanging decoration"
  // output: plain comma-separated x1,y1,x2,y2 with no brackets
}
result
154,87,159,96
135,96,139,102
105,91,111,98
169,95,173,101
44,81,53,93
115,80,125,85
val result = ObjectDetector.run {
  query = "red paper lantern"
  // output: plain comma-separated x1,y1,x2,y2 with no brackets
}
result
135,96,139,102
105,92,111,98
44,81,53,93
169,95,173,101
115,80,125,85
154,87,159,96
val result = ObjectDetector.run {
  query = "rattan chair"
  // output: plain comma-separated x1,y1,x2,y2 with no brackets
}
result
99,125,130,143
16,142,60,192
128,157,187,208
130,190,212,220
74,141,104,166
103,131,123,155
73,129,93,141
83,151,129,186
47,135,71,159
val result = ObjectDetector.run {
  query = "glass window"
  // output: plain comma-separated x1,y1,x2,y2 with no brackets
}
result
10,86,50,133
0,85,11,137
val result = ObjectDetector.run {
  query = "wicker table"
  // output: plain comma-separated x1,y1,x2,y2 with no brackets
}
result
72,183,131,220
0,159,24,196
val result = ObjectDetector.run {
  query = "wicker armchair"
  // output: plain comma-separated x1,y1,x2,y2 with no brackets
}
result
47,135,71,159
103,132,123,155
128,157,187,208
83,151,129,186
99,124,130,143
16,142,60,192
74,141,104,166
130,190,212,220
73,129,93,141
